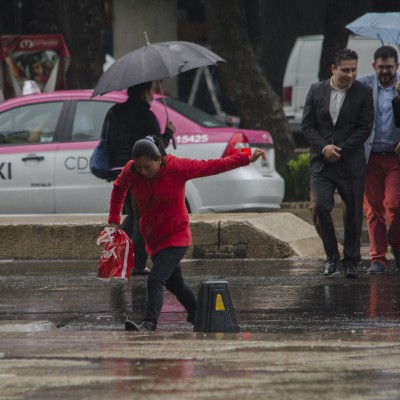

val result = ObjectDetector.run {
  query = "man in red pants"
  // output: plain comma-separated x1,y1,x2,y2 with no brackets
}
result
358,46,400,274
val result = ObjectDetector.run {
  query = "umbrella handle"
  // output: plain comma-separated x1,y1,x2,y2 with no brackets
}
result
171,136,177,150
157,80,177,150
377,33,384,46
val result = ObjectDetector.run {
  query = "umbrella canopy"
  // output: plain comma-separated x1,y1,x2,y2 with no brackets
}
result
346,12,400,45
92,41,226,98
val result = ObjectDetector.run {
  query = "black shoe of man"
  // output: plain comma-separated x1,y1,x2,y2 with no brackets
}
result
125,319,140,331
186,311,196,325
323,254,339,276
125,319,156,331
344,264,358,279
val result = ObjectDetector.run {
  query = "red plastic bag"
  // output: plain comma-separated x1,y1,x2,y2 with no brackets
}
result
96,227,134,282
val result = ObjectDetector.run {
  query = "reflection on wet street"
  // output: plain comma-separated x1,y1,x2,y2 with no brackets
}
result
1,258,400,338
1,258,400,399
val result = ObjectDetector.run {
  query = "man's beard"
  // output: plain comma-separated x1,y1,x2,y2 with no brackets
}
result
379,74,396,86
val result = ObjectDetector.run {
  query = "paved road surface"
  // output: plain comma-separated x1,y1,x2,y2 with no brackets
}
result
1,258,400,399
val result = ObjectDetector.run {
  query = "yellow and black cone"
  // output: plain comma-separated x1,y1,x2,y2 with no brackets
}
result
193,280,240,333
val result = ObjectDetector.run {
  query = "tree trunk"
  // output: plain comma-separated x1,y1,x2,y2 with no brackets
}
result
319,0,374,81
203,0,295,174
59,0,104,89
259,0,327,96
28,0,58,33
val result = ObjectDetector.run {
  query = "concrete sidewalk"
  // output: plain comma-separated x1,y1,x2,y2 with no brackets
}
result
0,212,325,260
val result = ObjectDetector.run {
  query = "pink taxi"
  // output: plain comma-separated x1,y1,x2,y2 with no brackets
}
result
0,90,284,214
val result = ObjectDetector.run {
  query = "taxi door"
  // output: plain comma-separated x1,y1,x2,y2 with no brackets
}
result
0,101,64,213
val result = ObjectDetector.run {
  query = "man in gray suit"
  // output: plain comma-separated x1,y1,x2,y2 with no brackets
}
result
358,46,400,275
302,49,374,278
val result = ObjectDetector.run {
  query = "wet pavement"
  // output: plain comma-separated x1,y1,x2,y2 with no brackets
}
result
1,258,400,399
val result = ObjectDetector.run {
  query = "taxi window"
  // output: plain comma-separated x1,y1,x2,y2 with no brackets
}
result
71,101,115,141
159,97,227,128
0,102,63,145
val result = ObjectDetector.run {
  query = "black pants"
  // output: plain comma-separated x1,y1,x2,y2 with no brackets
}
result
143,246,197,326
310,169,364,265
309,182,346,240
120,191,148,271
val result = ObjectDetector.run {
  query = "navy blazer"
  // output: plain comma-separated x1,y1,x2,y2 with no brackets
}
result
302,79,374,178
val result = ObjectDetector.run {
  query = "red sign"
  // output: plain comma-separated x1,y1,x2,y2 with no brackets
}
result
0,34,70,99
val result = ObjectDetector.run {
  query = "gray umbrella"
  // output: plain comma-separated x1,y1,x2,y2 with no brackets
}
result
92,40,226,98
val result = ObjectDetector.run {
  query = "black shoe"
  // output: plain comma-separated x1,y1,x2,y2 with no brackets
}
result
186,312,195,325
125,319,157,331
132,267,151,276
344,264,357,278
125,319,140,331
139,321,157,331
323,255,339,276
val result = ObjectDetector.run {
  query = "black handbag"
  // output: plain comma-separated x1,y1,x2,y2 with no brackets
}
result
90,107,113,180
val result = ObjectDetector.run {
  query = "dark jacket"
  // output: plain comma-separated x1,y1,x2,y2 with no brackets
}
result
108,98,173,169
301,79,374,178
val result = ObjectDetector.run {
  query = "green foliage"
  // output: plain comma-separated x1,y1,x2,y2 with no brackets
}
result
286,152,309,173
282,152,310,202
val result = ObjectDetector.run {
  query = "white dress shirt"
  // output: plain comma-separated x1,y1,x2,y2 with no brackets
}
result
329,77,348,125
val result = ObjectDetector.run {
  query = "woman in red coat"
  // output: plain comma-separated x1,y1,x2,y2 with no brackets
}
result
107,136,266,331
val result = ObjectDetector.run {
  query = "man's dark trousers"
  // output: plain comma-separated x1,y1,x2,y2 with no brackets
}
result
311,164,364,265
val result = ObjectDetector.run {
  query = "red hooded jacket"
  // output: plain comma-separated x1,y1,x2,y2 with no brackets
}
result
108,152,250,256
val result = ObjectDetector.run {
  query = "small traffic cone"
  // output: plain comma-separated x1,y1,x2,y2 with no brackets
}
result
193,280,240,333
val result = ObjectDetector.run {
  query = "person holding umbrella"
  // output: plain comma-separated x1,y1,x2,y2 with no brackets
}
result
107,81,176,275
106,136,266,331
358,46,400,274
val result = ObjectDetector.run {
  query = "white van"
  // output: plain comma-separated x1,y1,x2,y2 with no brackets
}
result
282,35,399,144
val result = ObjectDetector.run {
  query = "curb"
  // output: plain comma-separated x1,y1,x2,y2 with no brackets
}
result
0,213,325,260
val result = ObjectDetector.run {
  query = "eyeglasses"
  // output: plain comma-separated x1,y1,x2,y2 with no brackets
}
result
375,65,396,72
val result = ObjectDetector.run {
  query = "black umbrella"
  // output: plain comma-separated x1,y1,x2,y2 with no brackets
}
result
92,34,225,149
92,35,226,98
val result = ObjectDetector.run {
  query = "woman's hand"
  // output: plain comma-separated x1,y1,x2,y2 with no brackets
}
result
249,148,266,163
166,120,176,134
